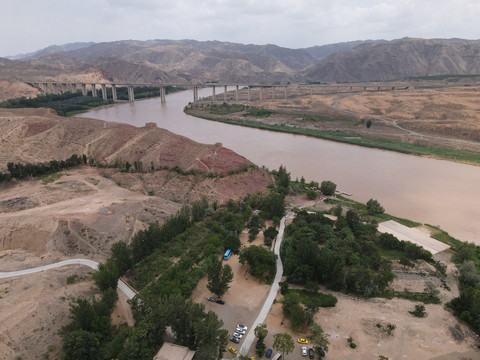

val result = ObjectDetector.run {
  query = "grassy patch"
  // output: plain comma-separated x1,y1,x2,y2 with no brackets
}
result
39,173,63,184
377,290,441,304
288,289,338,307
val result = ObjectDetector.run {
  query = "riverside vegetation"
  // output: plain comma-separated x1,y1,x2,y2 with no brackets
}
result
13,161,477,358
185,102,480,165
0,86,180,116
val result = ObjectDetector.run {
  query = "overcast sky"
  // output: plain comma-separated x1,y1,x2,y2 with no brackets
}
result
2,0,480,57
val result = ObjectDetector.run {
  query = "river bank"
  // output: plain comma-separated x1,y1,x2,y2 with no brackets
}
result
184,100,480,166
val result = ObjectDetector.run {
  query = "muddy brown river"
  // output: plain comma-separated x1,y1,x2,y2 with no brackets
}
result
81,89,480,245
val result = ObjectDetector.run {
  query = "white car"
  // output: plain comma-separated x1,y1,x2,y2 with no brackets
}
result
237,324,248,331
235,328,246,335
233,332,243,339
302,346,307,356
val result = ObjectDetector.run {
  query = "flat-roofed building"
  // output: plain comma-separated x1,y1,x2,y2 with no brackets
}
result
153,342,195,360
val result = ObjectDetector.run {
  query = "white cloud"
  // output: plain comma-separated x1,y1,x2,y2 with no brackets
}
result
1,0,480,56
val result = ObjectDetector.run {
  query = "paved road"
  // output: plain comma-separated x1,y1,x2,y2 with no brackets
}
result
239,211,294,355
0,259,136,299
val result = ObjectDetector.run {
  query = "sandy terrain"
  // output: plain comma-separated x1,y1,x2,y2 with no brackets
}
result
257,256,479,360
0,265,97,360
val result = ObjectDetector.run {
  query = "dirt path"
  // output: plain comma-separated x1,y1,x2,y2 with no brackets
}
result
239,211,292,355
0,258,136,299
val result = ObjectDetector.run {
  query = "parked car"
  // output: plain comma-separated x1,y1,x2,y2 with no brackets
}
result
207,297,216,302
235,328,246,335
216,299,225,304
318,348,326,357
228,346,238,354
237,324,248,331
302,346,307,356
233,332,243,339
308,348,314,359
298,338,308,344
230,336,240,343
266,348,273,358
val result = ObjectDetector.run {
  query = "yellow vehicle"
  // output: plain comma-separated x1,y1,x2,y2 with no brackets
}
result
228,346,238,354
297,338,308,344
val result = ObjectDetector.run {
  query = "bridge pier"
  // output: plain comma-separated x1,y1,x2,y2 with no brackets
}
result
235,86,239,101
91,84,97,97
212,86,216,101
378,87,381,92
127,86,134,102
259,87,263,101
247,86,251,101
160,86,166,102
42,83,48,94
223,85,227,101
52,83,58,95
71,83,77,93
285,86,287,99
101,84,107,101
81,84,87,96
61,83,67,94
192,86,196,102
272,86,275,99
112,85,117,101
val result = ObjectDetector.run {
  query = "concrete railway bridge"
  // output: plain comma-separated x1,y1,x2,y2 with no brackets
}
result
26,81,410,103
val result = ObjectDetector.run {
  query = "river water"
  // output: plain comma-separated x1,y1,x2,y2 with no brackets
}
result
80,89,480,245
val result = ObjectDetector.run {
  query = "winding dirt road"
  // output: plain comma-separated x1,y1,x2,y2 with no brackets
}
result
0,258,136,299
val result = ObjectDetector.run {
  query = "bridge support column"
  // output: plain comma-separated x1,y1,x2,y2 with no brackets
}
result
259,86,263,101
160,86,166,102
364,86,366,92
247,86,251,101
71,83,77,93
212,86,216,101
81,84,87,96
350,86,352,93
101,84,107,100
112,85,117,101
285,86,287,99
52,83,58,95
311,86,313,96
127,86,134,102
272,86,275,99
61,83,67,94
336,86,339,93
324,86,326,95
193,86,198,102
42,83,48,93
91,84,97,97
235,86,239,101
224,85,227,101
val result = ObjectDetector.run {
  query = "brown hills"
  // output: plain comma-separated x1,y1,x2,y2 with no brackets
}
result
3,38,480,89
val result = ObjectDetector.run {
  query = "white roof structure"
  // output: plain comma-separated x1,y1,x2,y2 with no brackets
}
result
377,220,450,255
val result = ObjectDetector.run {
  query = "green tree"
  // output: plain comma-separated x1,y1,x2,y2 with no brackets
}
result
254,323,268,342
239,245,277,281
110,242,132,276
63,330,99,360
206,258,234,298
320,181,336,196
366,198,385,214
273,332,294,359
263,226,278,247
310,323,329,354
92,259,119,292
306,189,318,200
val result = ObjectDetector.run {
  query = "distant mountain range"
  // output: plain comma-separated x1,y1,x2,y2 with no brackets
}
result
2,37,480,84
